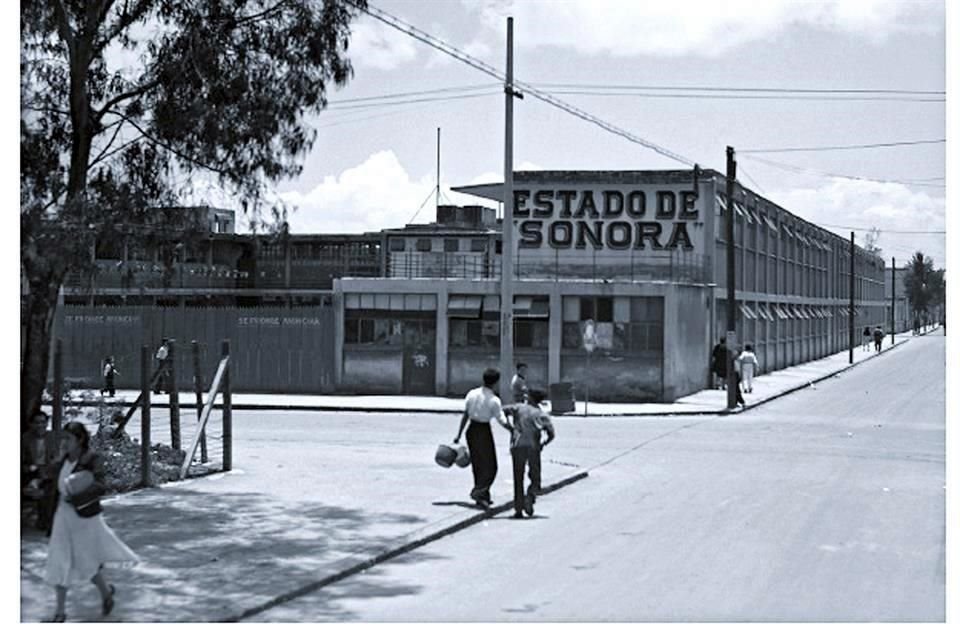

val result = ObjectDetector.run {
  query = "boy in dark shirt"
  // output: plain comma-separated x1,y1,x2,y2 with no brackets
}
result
505,389,555,518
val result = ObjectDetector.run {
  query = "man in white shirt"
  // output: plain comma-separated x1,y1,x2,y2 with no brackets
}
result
454,368,512,509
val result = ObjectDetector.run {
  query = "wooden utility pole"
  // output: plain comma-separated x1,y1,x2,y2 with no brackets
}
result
891,257,896,345
849,232,855,364
725,146,738,411
140,345,151,487
192,340,208,463
499,16,516,400
168,339,180,450
222,339,232,472
436,127,441,215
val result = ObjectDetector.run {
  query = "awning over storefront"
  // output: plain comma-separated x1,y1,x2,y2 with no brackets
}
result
774,304,790,320
739,302,758,320
514,295,549,318
448,294,483,318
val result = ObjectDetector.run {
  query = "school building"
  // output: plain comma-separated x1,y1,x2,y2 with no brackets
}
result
334,169,886,401
54,170,887,401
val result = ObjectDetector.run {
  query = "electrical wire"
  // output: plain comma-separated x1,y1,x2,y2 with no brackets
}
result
540,90,943,103
351,1,697,168
817,223,945,235
740,155,946,188
532,82,945,95
740,139,946,153
327,83,500,106
324,89,500,111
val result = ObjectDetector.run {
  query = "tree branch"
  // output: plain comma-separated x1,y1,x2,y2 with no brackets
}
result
86,118,127,170
94,78,161,122
50,0,76,53
104,109,235,181
229,0,295,28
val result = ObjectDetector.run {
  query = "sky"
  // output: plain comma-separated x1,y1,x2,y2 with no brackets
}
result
210,0,948,270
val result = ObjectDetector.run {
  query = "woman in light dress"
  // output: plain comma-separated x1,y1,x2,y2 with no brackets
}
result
44,421,139,622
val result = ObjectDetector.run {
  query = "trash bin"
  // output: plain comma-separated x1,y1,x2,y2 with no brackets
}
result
549,382,575,415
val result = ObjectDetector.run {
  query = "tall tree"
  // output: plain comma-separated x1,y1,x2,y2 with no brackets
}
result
21,0,367,430
903,251,935,321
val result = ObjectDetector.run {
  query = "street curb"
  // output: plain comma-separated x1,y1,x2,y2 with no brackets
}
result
731,326,937,415
218,470,590,623
62,328,940,419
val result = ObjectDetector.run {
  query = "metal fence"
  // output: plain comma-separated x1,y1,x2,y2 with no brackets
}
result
382,251,710,283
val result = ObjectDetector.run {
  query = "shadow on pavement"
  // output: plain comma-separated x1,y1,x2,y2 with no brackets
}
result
21,486,445,622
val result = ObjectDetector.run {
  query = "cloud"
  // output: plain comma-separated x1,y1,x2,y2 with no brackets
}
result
480,0,942,57
767,178,946,264
348,19,418,70
278,151,498,234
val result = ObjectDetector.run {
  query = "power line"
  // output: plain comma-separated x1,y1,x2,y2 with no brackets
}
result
351,1,696,168
740,139,946,153
741,155,946,189
328,84,500,106
533,82,945,95
325,90,500,111
540,90,943,103
817,223,945,235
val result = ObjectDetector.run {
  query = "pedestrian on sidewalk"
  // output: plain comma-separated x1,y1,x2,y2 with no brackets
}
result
100,357,118,398
44,422,139,622
153,339,170,394
873,326,884,352
862,326,872,352
453,368,512,509
504,389,555,519
737,344,759,393
511,362,529,404
711,338,728,390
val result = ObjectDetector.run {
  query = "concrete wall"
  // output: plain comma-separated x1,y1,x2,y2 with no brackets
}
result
341,349,403,393
560,354,661,402
447,349,500,396
664,285,710,400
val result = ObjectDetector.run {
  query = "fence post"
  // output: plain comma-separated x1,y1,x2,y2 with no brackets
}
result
52,338,63,454
140,345,151,487
168,339,180,450
192,340,208,463
221,339,232,472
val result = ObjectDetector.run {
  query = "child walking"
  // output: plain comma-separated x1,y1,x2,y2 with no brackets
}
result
505,389,555,518
737,345,759,393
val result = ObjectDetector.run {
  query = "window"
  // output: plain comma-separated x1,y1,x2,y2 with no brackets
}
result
388,237,405,252
470,238,486,252
416,238,432,252
444,238,459,252
514,318,548,349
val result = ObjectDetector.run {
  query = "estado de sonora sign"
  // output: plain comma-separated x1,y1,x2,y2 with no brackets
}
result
512,188,700,251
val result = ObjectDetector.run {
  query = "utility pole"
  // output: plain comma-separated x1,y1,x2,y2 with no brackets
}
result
849,232,855,364
725,146,738,411
499,17,516,400
891,257,896,345
436,127,441,216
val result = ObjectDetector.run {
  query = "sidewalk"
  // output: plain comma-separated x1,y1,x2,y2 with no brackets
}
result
21,326,938,622
83,326,935,416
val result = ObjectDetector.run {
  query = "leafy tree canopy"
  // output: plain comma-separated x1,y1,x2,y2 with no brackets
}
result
20,0,368,428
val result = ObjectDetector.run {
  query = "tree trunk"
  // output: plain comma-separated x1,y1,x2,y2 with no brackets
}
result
21,270,63,433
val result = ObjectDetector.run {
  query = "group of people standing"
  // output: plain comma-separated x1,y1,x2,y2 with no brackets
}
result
710,338,760,408
453,363,555,519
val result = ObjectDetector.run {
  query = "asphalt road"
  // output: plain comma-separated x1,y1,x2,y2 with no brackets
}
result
251,331,946,622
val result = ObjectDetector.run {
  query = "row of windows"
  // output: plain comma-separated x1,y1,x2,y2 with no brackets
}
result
388,237,494,253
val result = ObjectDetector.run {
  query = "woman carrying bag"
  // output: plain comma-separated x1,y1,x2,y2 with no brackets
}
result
44,421,139,622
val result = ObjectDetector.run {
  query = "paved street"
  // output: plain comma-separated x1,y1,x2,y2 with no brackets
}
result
20,331,944,622
250,331,945,622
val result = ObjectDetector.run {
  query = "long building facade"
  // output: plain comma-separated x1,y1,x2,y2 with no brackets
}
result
54,171,887,401
335,170,886,401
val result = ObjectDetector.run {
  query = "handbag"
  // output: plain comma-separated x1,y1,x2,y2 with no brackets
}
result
64,469,102,518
